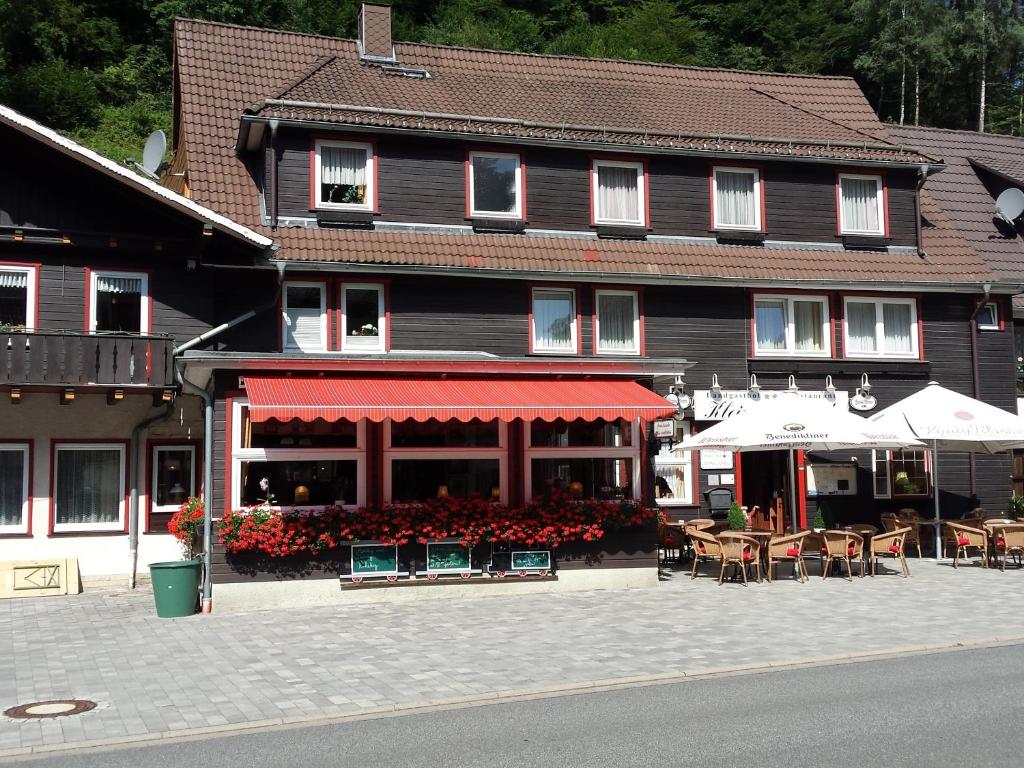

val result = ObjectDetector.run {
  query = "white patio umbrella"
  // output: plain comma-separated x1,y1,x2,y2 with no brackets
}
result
869,381,1024,556
678,395,922,530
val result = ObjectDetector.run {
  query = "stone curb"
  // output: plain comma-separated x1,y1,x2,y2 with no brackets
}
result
2,636,1022,762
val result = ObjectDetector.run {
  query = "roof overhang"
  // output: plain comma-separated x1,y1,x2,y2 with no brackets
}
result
0,103,273,250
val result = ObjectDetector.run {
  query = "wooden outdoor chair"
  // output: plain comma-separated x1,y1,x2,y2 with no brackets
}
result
894,509,925,557
688,529,722,579
766,531,809,583
944,517,984,558
716,532,761,586
820,530,864,581
992,523,1024,571
868,526,912,577
945,521,987,568
657,523,685,565
686,518,716,531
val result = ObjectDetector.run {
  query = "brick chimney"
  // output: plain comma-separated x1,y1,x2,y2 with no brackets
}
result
359,3,396,62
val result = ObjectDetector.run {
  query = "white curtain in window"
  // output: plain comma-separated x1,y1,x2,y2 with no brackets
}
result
716,171,755,227
882,303,913,353
793,301,824,351
846,302,877,352
55,449,121,525
755,300,786,350
0,271,28,289
598,294,635,351
597,166,639,222
534,292,573,349
96,276,142,294
841,178,880,233
321,146,366,187
0,450,24,527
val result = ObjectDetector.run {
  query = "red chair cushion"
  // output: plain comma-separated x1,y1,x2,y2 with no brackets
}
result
742,552,752,561
888,544,901,553
957,537,971,546
786,547,801,557
820,547,828,554
696,543,706,554
847,544,856,554
997,538,1006,547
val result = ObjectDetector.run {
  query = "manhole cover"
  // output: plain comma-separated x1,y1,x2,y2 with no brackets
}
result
4,700,96,719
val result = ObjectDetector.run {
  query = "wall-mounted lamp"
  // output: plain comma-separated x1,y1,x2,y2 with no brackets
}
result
107,388,125,405
9,387,21,404
709,373,723,400
825,375,836,400
748,374,760,399
665,374,691,412
787,375,799,394
851,373,877,412
60,387,75,405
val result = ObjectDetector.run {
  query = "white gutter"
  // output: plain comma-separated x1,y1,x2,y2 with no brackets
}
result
0,103,273,249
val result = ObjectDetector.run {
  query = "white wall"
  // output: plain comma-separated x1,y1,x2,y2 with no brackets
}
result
0,392,204,578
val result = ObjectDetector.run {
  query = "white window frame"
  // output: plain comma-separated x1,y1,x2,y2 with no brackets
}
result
842,296,919,359
0,264,38,331
594,289,640,356
282,280,328,353
340,282,385,353
872,448,931,499
531,287,577,355
89,269,150,334
0,443,30,534
752,293,832,358
230,399,366,510
383,419,508,504
591,159,646,227
712,166,762,231
653,424,695,506
468,151,523,220
838,173,885,236
151,445,197,515
52,443,126,533
313,139,374,211
524,419,641,502
978,301,1001,331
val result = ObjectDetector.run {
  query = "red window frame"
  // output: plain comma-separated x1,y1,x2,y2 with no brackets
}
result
0,439,33,537
0,260,40,331
145,438,203,533
839,291,924,361
48,439,131,535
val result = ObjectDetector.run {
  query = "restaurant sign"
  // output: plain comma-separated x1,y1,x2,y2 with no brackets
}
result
692,389,849,421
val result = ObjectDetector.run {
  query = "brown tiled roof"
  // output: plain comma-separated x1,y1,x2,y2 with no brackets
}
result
969,155,1024,189
175,18,933,228
892,125,1024,285
268,226,992,285
174,18,990,286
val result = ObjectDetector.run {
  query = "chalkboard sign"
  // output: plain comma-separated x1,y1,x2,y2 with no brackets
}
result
427,542,471,573
511,550,551,571
351,544,399,577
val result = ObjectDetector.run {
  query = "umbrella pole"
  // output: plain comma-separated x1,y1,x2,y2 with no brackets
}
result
932,440,942,558
789,448,799,533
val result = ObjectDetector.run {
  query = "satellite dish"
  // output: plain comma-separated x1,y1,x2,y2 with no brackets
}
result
141,130,167,176
995,188,1024,224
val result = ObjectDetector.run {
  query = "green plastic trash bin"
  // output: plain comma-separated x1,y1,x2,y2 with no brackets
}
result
149,559,201,618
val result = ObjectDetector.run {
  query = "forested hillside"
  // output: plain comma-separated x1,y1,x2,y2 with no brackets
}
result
2,1,1023,163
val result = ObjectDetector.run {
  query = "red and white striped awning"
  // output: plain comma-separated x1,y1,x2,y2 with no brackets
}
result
243,375,676,423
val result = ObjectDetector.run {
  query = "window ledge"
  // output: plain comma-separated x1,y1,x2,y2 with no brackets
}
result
748,358,931,376
0,532,32,539
714,229,765,245
471,218,526,234
49,530,127,538
316,210,375,229
595,225,647,240
842,234,889,250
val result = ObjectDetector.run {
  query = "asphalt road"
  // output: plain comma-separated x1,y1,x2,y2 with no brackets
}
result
12,644,1024,768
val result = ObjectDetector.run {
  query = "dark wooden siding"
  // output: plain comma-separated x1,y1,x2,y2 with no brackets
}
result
270,129,920,246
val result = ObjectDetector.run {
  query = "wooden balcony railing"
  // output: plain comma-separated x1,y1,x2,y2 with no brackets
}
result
1,331,175,388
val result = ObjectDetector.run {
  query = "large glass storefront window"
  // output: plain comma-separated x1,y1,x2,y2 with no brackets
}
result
384,419,506,503
231,400,365,509
526,418,639,501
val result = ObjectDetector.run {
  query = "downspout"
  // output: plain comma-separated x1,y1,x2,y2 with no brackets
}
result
915,164,930,257
173,260,286,613
269,119,280,230
128,402,174,589
967,282,993,506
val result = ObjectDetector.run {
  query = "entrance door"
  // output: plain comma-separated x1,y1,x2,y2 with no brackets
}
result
740,451,790,533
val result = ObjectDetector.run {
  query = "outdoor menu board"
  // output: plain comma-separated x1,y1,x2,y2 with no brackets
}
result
511,550,551,572
349,543,400,578
426,542,472,574
806,463,857,496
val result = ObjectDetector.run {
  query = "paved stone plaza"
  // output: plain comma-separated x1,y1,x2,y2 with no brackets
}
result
2,559,1022,757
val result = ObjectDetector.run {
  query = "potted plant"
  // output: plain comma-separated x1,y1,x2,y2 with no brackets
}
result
727,501,747,531
168,496,205,559
812,503,827,532
1010,494,1024,520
